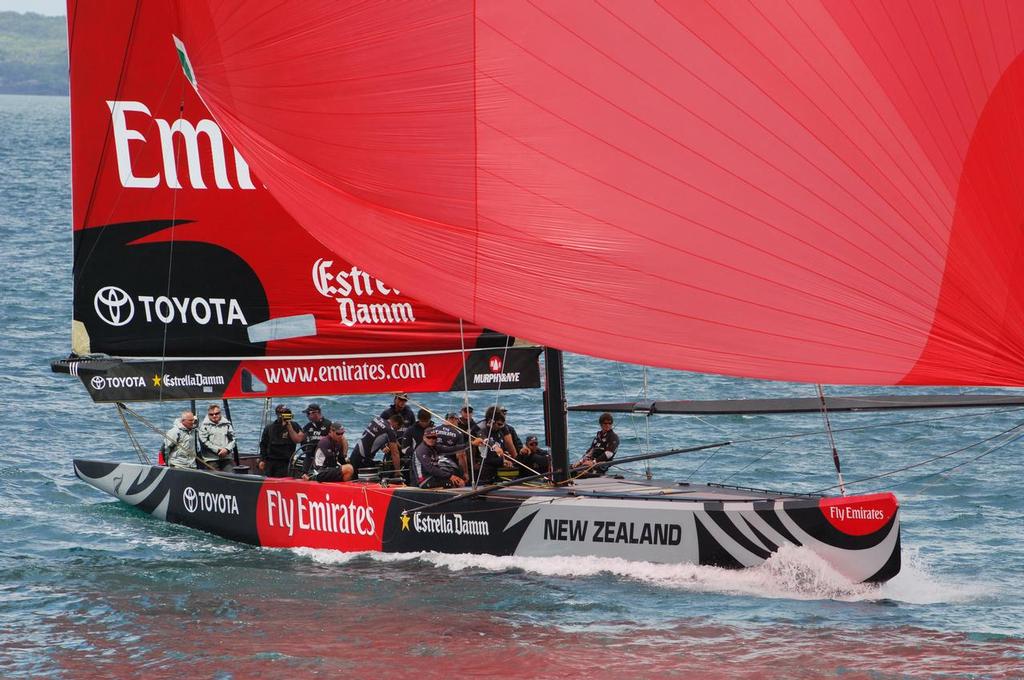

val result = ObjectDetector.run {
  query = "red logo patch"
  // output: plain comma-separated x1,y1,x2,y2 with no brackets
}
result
256,479,394,550
489,355,503,373
819,493,898,536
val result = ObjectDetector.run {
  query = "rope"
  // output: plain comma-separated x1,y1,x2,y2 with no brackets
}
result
116,403,150,464
817,384,846,495
406,397,543,479
813,420,1024,494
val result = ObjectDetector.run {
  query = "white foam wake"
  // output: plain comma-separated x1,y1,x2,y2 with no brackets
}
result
292,543,991,604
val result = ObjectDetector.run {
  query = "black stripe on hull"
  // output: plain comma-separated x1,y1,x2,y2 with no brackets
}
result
695,517,744,570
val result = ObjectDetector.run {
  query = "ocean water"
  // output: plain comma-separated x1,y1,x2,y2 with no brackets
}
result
1,93,1022,678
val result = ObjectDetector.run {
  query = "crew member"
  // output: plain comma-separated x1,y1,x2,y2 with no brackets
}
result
300,403,332,465
350,413,404,472
197,404,237,471
259,404,305,478
380,392,416,427
485,405,523,452
164,410,199,469
518,435,551,477
575,412,619,476
406,409,434,450
413,427,466,488
478,412,516,484
436,412,483,479
302,422,354,482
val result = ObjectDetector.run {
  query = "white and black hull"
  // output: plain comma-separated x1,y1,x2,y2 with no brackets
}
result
74,460,901,583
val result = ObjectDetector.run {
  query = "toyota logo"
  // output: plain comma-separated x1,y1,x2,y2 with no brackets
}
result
89,376,106,390
183,487,198,513
94,286,135,326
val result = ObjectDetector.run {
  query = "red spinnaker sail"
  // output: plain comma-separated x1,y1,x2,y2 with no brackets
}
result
66,1,540,399
170,1,1024,386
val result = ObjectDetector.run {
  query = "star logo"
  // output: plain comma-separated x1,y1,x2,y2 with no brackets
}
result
400,514,411,531
152,374,161,387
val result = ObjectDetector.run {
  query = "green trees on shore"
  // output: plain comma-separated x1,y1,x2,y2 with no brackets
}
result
0,12,67,96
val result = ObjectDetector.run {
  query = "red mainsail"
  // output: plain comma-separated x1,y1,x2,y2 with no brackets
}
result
167,0,1024,386
65,1,540,401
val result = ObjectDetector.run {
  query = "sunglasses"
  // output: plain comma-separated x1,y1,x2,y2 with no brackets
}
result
423,435,437,440
209,411,221,416
331,428,346,435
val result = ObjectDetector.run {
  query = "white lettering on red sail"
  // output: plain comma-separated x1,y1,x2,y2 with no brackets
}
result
69,2,531,389
312,259,416,328
107,100,253,190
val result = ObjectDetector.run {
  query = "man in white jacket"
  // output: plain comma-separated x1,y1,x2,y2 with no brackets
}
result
164,411,199,469
197,403,237,471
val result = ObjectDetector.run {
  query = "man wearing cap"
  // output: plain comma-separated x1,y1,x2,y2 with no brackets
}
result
380,392,416,428
413,427,466,488
518,435,551,477
258,404,305,478
302,421,354,483
456,405,480,437
300,403,332,465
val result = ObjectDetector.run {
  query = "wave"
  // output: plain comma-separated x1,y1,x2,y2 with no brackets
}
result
291,543,992,605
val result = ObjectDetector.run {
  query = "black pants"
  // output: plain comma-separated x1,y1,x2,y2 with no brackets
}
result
201,457,232,472
315,466,344,482
518,452,550,477
263,458,291,478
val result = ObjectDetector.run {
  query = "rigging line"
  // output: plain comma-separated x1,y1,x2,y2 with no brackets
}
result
116,403,149,464
817,384,846,495
477,337,516,490
158,88,187,401
642,366,651,480
874,427,1024,498
812,420,1024,494
719,439,788,484
456,318,476,488
77,54,180,286
610,362,648,460
76,0,143,276
730,406,1024,446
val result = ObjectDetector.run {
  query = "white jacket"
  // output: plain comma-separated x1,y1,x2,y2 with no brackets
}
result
197,415,237,462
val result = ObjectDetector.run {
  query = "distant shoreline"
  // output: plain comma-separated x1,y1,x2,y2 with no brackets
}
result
0,11,68,96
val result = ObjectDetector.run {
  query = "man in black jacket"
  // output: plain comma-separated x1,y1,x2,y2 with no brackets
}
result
259,404,305,477
380,392,415,427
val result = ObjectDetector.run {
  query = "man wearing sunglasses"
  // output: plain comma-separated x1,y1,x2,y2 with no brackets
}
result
197,404,237,471
574,412,619,476
413,427,466,488
302,422,354,483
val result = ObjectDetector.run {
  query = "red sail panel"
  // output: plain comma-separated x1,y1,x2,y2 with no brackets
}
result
170,1,1024,386
67,1,526,380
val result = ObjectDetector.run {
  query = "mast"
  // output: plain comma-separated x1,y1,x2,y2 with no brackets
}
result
543,347,569,483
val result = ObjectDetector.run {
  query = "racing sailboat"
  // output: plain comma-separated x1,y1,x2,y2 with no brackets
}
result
59,0,1024,584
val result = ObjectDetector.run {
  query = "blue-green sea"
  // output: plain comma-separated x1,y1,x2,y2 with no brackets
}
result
1,94,1022,678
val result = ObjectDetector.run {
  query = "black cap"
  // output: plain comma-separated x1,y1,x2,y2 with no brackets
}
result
395,392,409,400
303,403,321,414
444,412,458,420
526,435,538,444
423,427,438,437
274,404,289,414
461,405,473,413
